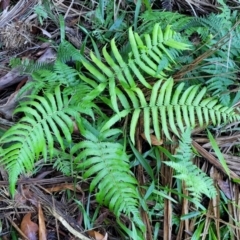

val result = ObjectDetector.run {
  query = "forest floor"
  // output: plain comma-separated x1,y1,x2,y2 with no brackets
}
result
0,1,240,240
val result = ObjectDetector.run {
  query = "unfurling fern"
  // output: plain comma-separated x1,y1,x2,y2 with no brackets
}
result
164,128,217,205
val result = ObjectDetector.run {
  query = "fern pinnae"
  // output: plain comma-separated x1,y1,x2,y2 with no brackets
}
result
129,27,140,59
150,80,162,106
168,105,179,137
150,80,162,140
192,87,207,106
164,128,217,204
109,77,119,113
90,51,112,77
128,60,152,88
164,78,174,105
0,86,82,194
171,83,184,104
81,57,107,83
157,79,168,105
102,46,129,88
71,124,144,230
152,23,160,45
144,107,151,144
130,109,141,144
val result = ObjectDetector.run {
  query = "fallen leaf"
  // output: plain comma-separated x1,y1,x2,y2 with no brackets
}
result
38,203,47,240
141,133,163,146
14,186,38,207
217,179,232,200
87,230,108,240
45,183,83,193
20,213,39,240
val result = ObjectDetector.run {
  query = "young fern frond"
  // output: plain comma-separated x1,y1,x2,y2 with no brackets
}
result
71,119,145,232
164,128,217,204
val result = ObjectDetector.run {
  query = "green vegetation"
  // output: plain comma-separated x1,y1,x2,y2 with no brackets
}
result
1,0,240,239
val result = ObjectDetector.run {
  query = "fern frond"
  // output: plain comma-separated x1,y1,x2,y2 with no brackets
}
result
140,11,191,34
201,57,236,106
57,40,82,63
71,119,145,232
19,61,83,97
183,14,222,34
0,86,80,194
33,61,80,87
164,128,217,204
102,78,240,144
10,58,53,74
79,24,190,91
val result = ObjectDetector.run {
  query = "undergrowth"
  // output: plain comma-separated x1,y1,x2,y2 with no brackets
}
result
1,2,240,238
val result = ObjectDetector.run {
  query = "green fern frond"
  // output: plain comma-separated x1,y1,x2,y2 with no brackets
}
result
183,14,222,34
79,24,190,91
164,128,217,204
57,40,82,63
71,119,145,232
0,86,81,195
102,78,240,144
140,11,191,34
33,61,80,87
10,58,53,74
18,61,84,97
201,57,236,106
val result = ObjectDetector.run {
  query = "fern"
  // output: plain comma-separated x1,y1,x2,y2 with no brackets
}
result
71,118,145,232
79,24,190,90
10,57,54,74
164,128,217,205
2,20,240,238
0,86,93,194
57,40,83,63
76,24,240,144
19,60,86,95
102,77,240,144
180,11,240,106
139,11,191,34
27,60,81,94
201,57,236,106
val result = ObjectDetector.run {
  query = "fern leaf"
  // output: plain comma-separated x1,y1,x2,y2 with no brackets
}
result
102,78,240,145
80,24,190,91
57,40,82,63
164,128,217,204
0,86,81,195
71,120,145,232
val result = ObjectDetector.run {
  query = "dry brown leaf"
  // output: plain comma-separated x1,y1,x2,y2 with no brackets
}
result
38,203,47,240
87,230,108,240
141,133,163,146
45,183,83,193
217,179,232,200
20,213,39,240
14,186,38,207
